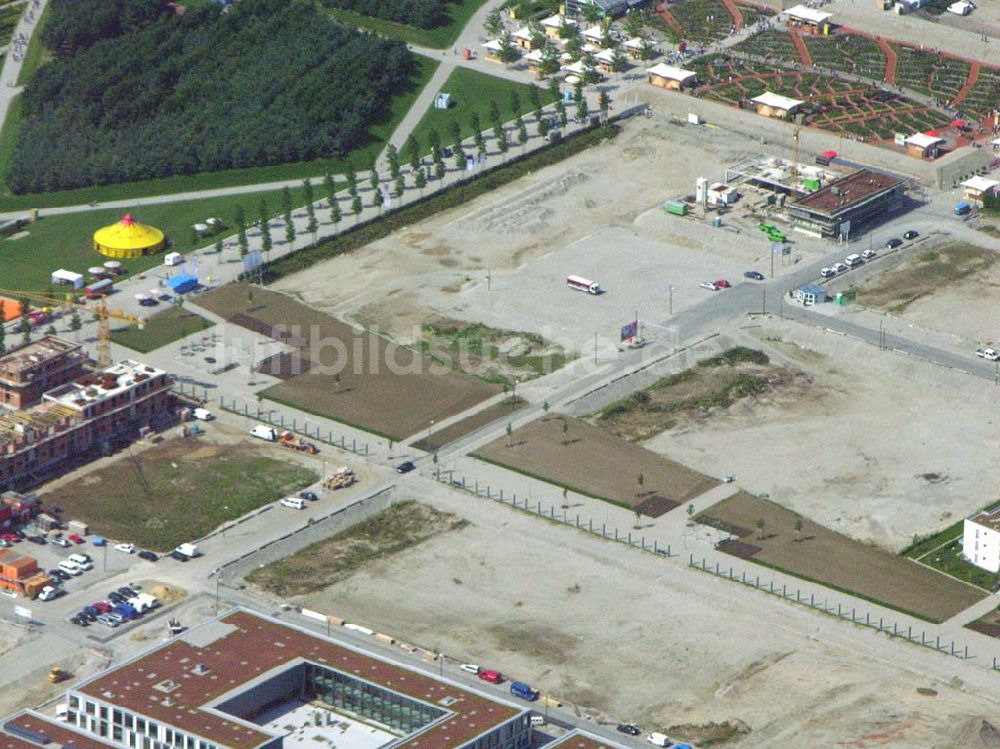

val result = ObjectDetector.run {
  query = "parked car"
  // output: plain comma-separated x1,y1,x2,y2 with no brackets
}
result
459,664,480,674
743,270,764,281
96,614,120,628
118,586,138,597
138,550,158,562
82,606,100,620
478,669,503,684
903,230,919,240
700,281,720,290
832,262,848,273
114,543,135,554
92,536,106,546
820,267,836,278
26,535,46,545
976,348,1000,361
108,592,126,605
171,550,190,562
93,601,112,614
70,616,89,627
299,491,319,501
48,568,69,582
713,279,732,288
647,733,672,748
67,533,85,544
52,537,70,548
58,560,83,577
861,249,876,260
617,725,642,736
395,461,416,474
885,238,903,249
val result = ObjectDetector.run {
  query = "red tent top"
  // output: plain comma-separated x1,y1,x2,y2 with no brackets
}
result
120,214,136,226
925,130,941,137
951,119,966,127
821,149,837,159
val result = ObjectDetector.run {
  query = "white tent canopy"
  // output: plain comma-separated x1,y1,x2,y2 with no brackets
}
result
51,269,84,289
752,91,804,110
784,4,833,24
647,63,697,83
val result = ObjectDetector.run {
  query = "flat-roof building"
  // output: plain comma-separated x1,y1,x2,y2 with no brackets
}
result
787,169,905,238
964,506,1000,573
0,336,87,411
783,4,833,32
904,133,945,159
960,175,1000,206
646,63,697,90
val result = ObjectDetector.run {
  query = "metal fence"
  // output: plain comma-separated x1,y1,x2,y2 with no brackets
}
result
688,554,977,661
218,395,371,456
434,470,673,558
217,486,394,583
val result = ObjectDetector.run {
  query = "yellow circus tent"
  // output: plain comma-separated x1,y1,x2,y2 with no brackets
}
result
93,213,166,259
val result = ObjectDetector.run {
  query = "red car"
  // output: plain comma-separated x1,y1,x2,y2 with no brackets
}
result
478,669,503,684
68,533,85,544
92,601,112,613
1,533,19,543
714,279,732,289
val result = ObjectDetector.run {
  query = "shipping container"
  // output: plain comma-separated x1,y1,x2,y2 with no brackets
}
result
664,200,688,216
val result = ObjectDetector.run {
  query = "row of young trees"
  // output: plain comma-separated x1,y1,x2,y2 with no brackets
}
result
10,0,417,194
322,0,456,29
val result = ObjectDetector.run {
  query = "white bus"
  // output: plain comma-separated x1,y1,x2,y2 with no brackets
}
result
566,275,601,294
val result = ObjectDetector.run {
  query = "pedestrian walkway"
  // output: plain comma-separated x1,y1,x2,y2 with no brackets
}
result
954,60,980,107
788,29,812,67
721,0,745,32
875,35,898,85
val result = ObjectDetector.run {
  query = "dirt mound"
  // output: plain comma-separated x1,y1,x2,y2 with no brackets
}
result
953,718,1000,748
148,585,186,605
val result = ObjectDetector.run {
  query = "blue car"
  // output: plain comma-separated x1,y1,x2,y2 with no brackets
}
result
113,603,139,621
92,536,107,546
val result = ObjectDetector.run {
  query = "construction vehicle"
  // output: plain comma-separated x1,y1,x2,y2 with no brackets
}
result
48,667,70,684
0,288,143,368
322,467,357,491
278,431,319,455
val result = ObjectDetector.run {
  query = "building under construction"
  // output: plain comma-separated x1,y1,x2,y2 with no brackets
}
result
786,169,905,238
0,336,173,490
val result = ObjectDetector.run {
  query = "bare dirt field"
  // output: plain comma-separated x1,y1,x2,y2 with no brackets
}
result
474,416,718,514
644,319,1000,551
289,489,1000,749
699,491,984,622
197,284,501,440
272,116,834,351
848,242,1000,345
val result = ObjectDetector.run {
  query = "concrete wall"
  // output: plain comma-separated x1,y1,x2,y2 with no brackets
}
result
220,487,395,584
635,81,969,188
215,663,307,720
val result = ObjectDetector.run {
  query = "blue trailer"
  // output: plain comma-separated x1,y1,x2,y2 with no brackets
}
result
166,274,198,294
510,682,539,701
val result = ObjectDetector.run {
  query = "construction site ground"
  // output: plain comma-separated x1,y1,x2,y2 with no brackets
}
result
291,490,1000,749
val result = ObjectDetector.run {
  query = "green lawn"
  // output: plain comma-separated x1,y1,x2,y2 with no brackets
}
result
0,56,437,211
903,516,997,591
40,438,318,551
0,185,313,292
110,305,214,353
327,0,491,49
407,66,557,153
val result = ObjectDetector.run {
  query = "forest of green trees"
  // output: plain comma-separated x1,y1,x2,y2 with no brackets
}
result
8,0,417,194
322,0,458,29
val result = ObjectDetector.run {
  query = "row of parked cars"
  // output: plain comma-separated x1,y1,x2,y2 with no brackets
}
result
70,584,159,628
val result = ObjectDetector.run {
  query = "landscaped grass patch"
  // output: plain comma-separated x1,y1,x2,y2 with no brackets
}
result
698,491,985,622
855,243,997,314
246,501,467,596
0,185,308,291
474,416,719,513
326,0,490,48
40,437,318,550
110,305,214,354
407,66,557,155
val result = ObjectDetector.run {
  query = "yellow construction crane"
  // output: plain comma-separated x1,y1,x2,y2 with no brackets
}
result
0,287,143,368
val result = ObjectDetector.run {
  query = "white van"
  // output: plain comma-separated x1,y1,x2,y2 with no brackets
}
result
68,553,93,570
191,408,213,421
844,253,863,268
251,424,278,442
164,252,183,266
530,716,546,727
280,497,305,510
646,734,671,748
58,560,83,576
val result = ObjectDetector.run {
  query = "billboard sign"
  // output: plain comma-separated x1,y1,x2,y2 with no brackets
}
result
13,605,31,620
243,250,262,273
620,320,638,341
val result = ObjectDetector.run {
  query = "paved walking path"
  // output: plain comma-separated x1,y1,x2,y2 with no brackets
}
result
721,0,745,31
788,29,813,67
0,0,46,131
874,35,898,84
954,60,980,107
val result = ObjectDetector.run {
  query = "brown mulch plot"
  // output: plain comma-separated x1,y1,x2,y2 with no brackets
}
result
635,495,678,518
966,608,1000,639
717,538,762,559
412,397,527,452
198,284,501,440
699,492,985,622
474,416,719,512
257,352,312,379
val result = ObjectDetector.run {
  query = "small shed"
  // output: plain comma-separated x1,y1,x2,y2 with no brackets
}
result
624,37,645,59
961,175,1000,206
904,132,945,159
647,63,698,90
434,92,452,109
594,47,617,73
512,26,535,50
482,39,503,62
751,92,803,118
541,14,574,39
582,25,605,46
795,284,827,305
784,4,833,32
